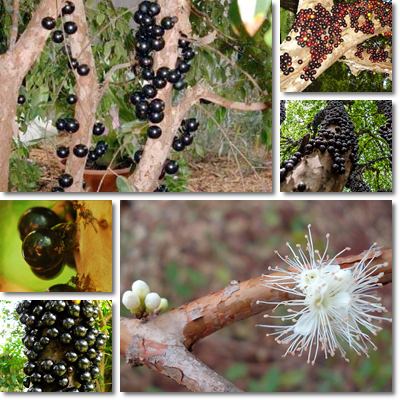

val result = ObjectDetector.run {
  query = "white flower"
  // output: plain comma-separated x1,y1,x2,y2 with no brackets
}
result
156,298,169,313
122,290,141,314
132,280,150,300
144,292,161,313
257,225,391,365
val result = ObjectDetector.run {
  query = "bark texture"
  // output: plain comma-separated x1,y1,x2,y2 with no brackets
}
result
121,247,392,392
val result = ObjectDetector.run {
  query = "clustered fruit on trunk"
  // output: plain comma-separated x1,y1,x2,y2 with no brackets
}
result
17,300,107,392
280,0,392,82
280,100,286,125
280,101,358,192
129,1,200,193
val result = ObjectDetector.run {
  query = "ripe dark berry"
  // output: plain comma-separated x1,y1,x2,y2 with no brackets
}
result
149,99,165,113
130,91,144,105
148,2,161,17
22,229,64,271
165,160,179,175
18,95,26,105
65,351,78,363
42,17,56,30
53,363,67,377
73,144,88,158
73,325,88,337
77,64,90,76
147,126,162,139
56,118,66,131
182,48,196,61
65,118,80,133
68,58,79,70
184,118,199,132
151,38,165,51
153,77,167,89
66,94,77,105
64,21,78,35
60,332,73,344
136,40,151,54
74,339,89,353
137,109,148,122
161,16,177,30
62,1,75,15
151,25,164,37
93,122,105,136
138,56,153,69
142,68,155,81
167,69,181,84
181,133,193,146
52,30,64,43
77,357,91,370
51,187,65,192
157,67,170,79
58,173,74,188
149,111,164,124
142,84,157,99
177,59,191,74
172,138,185,152
18,207,61,240
179,36,191,49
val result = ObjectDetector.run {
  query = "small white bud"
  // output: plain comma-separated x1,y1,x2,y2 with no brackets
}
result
156,298,169,313
144,292,161,313
122,290,141,314
132,280,150,300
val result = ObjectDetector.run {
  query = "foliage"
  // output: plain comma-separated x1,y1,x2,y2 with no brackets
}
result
280,100,392,192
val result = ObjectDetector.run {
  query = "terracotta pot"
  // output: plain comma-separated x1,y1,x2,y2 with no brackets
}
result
83,167,132,192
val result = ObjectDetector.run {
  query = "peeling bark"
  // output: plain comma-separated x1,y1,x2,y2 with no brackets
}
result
121,248,392,392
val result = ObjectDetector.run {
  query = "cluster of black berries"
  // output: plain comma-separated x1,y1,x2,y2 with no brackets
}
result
129,1,199,192
280,101,358,189
346,168,371,192
280,101,286,124
281,0,392,81
377,100,392,150
17,300,107,392
18,207,76,280
355,40,390,63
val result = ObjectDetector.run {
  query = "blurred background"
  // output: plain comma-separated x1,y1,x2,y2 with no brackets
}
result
0,201,76,292
120,200,392,392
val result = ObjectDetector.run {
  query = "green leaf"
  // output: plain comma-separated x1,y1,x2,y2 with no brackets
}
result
116,176,135,192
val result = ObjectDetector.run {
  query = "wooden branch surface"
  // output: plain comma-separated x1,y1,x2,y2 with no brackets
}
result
121,247,392,392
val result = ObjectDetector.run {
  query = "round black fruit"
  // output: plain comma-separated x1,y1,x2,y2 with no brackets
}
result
73,144,89,158
174,80,187,91
42,17,56,30
148,2,161,17
172,138,185,152
67,94,77,105
161,16,177,30
62,1,76,15
147,126,162,139
134,150,143,163
149,99,165,113
183,48,196,61
56,118,66,131
157,67,170,79
153,77,167,89
142,84,157,99
58,173,74,188
18,207,62,240
151,38,165,51
181,133,193,146
17,95,26,105
51,187,65,192
56,146,70,159
77,64,90,76
149,112,164,124
130,91,144,106
165,160,179,175
65,118,80,133
64,21,78,35
52,30,64,43
22,229,65,270
167,69,181,84
93,122,105,136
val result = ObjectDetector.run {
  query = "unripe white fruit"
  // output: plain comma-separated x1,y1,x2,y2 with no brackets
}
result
132,280,150,300
122,290,141,313
157,298,169,313
144,292,161,313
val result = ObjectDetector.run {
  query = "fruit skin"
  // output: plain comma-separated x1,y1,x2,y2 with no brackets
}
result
18,95,26,105
149,99,165,113
153,77,167,89
18,207,62,240
142,84,157,99
77,64,90,76
73,144,89,158
64,21,78,35
149,111,164,124
161,16,177,30
174,80,187,91
172,138,185,152
147,126,162,139
58,173,74,188
134,150,143,163
181,133,193,146
66,94,77,105
130,91,144,106
42,17,56,30
65,118,80,134
93,122,105,136
165,160,179,175
167,69,181,84
52,30,64,44
62,1,75,15
51,187,65,192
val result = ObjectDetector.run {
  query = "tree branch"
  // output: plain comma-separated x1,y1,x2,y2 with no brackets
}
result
121,247,392,392
9,0,20,50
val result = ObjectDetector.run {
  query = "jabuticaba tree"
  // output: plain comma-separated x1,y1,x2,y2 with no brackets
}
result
16,300,109,392
280,0,392,92
280,100,392,192
0,0,268,193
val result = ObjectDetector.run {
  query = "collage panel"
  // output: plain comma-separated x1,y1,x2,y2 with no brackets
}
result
120,200,392,393
0,299,112,392
280,0,392,92
280,100,392,192
0,200,112,293
0,0,272,193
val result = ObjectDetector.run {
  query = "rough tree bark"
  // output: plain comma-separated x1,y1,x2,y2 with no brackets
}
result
121,247,392,392
129,0,268,192
0,0,67,191
280,0,391,92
